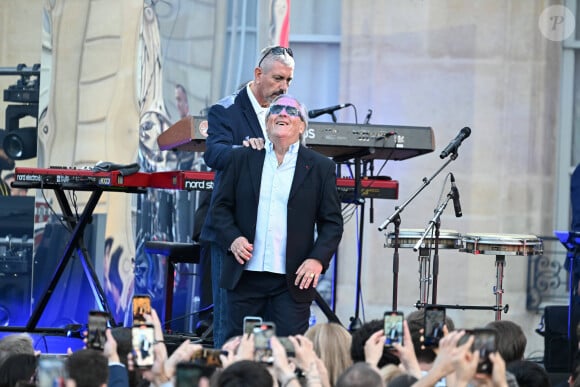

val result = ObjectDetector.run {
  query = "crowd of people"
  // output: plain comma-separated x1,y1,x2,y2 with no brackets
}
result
0,307,574,387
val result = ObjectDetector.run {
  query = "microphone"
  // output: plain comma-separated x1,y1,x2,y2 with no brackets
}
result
439,127,471,159
308,103,352,119
449,173,462,218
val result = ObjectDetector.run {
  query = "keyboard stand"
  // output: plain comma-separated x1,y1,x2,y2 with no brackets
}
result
1,179,144,332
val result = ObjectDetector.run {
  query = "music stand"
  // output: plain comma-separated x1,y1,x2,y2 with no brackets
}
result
554,230,580,368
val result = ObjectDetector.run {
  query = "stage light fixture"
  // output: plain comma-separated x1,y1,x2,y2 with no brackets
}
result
0,64,40,161
3,126,37,160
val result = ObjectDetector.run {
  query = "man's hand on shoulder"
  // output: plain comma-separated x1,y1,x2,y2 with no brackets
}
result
243,137,265,150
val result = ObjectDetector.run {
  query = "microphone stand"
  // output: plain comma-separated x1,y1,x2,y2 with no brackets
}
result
349,157,365,332
378,153,457,311
412,190,453,307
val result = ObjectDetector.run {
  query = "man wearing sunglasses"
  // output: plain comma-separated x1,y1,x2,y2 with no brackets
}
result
201,46,295,348
210,94,344,339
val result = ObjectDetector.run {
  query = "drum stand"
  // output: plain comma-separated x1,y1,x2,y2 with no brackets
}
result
431,250,509,320
493,255,506,321
413,195,450,307
379,156,456,310
417,246,432,306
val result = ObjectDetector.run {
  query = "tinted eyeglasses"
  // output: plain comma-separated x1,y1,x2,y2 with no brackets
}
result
269,104,302,119
258,46,294,67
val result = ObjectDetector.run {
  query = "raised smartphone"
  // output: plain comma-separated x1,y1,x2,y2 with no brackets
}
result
132,294,151,325
132,324,155,368
423,306,446,348
243,316,262,335
458,328,497,374
87,310,109,350
253,322,276,363
383,311,404,348
37,354,67,387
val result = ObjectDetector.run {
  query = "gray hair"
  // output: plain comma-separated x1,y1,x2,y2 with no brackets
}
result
257,45,295,70
0,333,34,367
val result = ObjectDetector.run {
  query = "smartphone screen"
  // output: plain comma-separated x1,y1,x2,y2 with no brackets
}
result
88,311,109,350
383,311,404,348
423,307,446,347
472,329,496,374
175,362,215,387
37,354,67,387
132,294,151,325
253,322,276,363
132,324,155,368
243,316,262,335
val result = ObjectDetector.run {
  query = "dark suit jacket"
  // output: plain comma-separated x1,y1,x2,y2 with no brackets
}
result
210,145,344,303
201,85,264,243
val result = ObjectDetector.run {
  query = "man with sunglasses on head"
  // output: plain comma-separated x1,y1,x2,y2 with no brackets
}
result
210,94,343,339
201,45,295,348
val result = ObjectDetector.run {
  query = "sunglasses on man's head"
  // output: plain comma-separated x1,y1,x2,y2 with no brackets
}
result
258,46,294,67
269,104,302,118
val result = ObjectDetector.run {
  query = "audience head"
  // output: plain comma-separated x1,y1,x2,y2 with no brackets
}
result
379,364,404,385
484,319,527,363
0,353,37,387
215,360,272,387
305,322,353,386
350,319,399,368
0,333,34,366
335,362,384,387
406,310,455,365
388,373,419,387
506,360,551,387
110,327,132,366
66,349,108,387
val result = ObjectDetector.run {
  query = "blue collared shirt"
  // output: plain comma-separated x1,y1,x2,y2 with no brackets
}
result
246,139,300,274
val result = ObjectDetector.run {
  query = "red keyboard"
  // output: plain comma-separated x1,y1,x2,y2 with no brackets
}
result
149,171,398,200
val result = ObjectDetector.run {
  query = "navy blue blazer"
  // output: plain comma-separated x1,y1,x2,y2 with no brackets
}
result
201,86,264,243
210,145,344,303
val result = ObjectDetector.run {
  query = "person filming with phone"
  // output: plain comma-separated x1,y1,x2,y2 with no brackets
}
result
209,94,343,341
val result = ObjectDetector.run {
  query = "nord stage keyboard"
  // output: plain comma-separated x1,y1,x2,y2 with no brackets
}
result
149,171,398,200
157,116,435,161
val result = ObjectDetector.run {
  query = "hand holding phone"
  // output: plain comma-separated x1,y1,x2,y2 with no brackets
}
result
423,306,446,348
458,328,497,374
88,311,109,351
383,311,404,348
37,354,67,387
132,324,155,368
243,316,262,336
132,294,151,325
253,322,276,363
278,337,296,356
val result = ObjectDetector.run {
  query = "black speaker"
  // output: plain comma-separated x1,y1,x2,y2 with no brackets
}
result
0,273,32,326
544,305,580,372
32,216,105,328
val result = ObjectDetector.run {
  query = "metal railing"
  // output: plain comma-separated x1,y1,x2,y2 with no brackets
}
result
527,236,570,311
